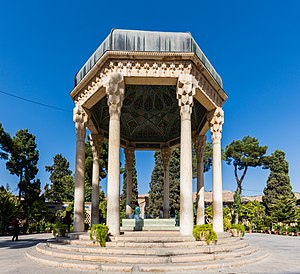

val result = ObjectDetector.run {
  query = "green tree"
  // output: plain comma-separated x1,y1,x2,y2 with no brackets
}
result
84,139,108,202
0,122,12,160
147,148,181,217
23,179,46,224
147,151,164,217
45,154,74,202
262,150,296,224
6,129,39,200
120,158,138,218
224,136,267,222
240,200,266,230
0,186,22,234
169,148,180,214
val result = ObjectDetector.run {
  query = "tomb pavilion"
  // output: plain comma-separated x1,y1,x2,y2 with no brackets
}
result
70,29,228,236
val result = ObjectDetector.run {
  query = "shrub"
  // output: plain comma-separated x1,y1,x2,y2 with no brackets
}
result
90,224,109,247
231,223,245,237
223,218,232,231
193,224,218,245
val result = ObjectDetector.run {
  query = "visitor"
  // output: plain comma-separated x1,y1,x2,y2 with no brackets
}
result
134,202,141,220
11,218,20,241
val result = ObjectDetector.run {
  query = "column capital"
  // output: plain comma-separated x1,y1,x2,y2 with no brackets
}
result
194,135,206,163
176,74,196,119
209,107,224,144
161,146,172,170
73,105,88,140
103,72,125,118
125,146,135,171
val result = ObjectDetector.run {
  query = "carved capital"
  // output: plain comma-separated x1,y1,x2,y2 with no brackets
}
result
73,105,88,140
176,74,196,119
103,72,125,117
125,146,135,171
195,135,206,163
161,146,171,170
209,107,224,143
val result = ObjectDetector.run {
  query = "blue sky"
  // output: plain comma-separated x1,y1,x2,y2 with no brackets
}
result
0,0,299,197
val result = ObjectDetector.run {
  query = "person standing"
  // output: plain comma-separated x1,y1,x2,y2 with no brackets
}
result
134,203,141,220
11,218,20,241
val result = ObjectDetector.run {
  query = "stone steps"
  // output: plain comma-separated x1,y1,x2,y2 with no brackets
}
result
47,239,249,255
26,231,267,272
26,245,268,273
35,243,257,264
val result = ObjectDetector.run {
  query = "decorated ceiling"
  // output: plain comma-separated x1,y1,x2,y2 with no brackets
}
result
91,85,207,146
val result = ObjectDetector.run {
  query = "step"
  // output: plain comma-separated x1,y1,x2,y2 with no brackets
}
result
138,249,268,272
26,245,268,273
47,239,249,256
105,236,241,248
26,247,132,272
36,242,256,264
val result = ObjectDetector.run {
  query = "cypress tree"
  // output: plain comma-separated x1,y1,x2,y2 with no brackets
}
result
147,148,181,217
262,150,296,223
169,148,180,214
147,151,164,217
45,154,74,202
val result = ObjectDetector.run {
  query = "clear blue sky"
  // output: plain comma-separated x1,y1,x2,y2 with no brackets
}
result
0,0,299,197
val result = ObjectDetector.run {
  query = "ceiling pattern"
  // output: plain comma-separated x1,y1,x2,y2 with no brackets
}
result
91,85,207,144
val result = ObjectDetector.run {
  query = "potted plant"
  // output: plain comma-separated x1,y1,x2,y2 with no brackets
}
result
273,224,281,235
193,224,218,245
90,224,109,247
230,224,245,238
52,222,68,237
279,226,288,236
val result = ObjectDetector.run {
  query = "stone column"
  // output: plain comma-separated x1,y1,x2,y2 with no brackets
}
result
73,105,88,232
176,74,195,236
124,146,135,218
195,135,206,225
104,73,125,236
161,147,171,218
90,134,102,226
209,107,224,233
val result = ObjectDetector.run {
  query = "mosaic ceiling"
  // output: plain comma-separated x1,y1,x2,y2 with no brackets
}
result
91,85,207,146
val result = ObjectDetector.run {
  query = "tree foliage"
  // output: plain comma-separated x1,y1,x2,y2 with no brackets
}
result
169,148,180,214
224,136,267,222
262,150,296,223
0,186,22,234
147,148,181,217
45,154,74,202
0,122,12,160
6,129,39,200
240,200,266,229
147,151,164,217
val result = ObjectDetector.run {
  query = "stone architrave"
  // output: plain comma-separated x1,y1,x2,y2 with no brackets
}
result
124,146,135,218
104,72,125,236
176,74,195,236
195,135,206,225
90,134,103,226
161,146,171,218
73,105,88,232
209,107,224,233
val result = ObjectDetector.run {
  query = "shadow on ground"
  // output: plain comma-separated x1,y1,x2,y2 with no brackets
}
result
0,235,53,249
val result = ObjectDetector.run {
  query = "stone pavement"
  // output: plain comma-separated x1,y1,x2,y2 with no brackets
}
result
0,233,299,274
